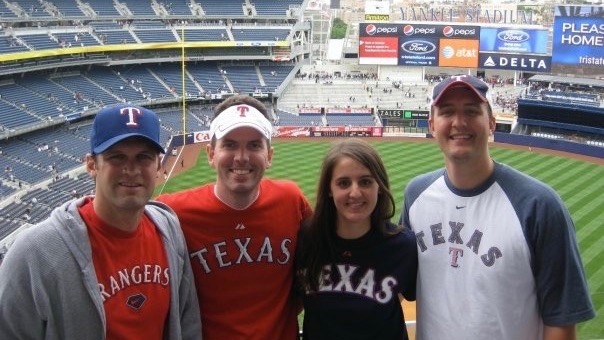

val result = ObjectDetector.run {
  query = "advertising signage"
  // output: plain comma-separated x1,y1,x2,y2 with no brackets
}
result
359,23,481,67
359,37,399,65
479,53,552,72
439,39,479,68
359,23,400,37
400,23,480,39
398,23,480,67
378,109,429,119
551,6,604,75
399,37,439,66
359,23,400,65
480,27,549,55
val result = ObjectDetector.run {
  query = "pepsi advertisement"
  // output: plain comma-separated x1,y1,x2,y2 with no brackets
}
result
400,23,480,39
480,27,548,55
360,23,399,37
551,6,604,75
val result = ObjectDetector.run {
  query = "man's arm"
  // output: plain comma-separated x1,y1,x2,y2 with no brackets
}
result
543,324,575,340
0,238,46,339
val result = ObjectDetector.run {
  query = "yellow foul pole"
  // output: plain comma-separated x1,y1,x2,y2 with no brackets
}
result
181,25,186,146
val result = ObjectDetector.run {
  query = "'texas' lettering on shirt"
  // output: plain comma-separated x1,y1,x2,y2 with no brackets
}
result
415,221,503,267
98,264,170,301
316,264,398,304
190,236,293,273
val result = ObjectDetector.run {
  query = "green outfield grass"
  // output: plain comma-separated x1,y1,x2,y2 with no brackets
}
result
157,139,604,339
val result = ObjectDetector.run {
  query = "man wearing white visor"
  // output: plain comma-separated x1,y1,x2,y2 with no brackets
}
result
158,95,312,340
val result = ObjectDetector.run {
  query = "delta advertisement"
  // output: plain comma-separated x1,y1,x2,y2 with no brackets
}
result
551,6,604,75
478,53,552,72
478,27,551,72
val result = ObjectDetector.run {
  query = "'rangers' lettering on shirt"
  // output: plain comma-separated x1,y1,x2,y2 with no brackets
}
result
98,264,170,301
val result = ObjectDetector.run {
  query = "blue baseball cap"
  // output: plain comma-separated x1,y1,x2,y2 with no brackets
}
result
432,75,490,106
90,104,164,155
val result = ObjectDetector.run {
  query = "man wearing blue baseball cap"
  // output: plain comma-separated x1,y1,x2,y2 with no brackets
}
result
400,75,595,340
0,104,201,339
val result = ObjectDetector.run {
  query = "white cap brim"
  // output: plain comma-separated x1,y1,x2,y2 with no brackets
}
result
209,104,273,141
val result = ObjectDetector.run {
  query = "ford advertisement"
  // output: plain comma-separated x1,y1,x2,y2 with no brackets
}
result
398,38,439,66
480,27,549,54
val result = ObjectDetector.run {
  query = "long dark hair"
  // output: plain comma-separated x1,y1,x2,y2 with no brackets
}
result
297,138,401,293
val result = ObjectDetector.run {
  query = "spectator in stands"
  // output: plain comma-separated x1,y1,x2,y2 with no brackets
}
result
296,138,417,339
0,104,201,339
400,75,595,340
157,95,312,340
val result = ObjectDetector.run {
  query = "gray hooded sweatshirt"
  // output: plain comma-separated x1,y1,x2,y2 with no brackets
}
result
0,197,201,339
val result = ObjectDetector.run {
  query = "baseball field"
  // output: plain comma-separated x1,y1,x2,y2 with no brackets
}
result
157,138,604,339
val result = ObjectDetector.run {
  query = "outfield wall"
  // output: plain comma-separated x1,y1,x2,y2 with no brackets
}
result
494,132,604,158
161,128,604,166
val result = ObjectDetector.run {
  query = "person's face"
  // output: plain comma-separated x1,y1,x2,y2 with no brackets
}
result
330,156,379,232
87,138,160,215
429,87,495,164
207,127,273,199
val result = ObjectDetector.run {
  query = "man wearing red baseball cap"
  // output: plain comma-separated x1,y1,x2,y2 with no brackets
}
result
0,104,201,340
401,75,595,340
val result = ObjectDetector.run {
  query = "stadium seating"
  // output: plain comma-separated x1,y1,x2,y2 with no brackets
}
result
252,0,304,16
231,27,291,41
185,62,230,95
198,0,244,15
276,110,321,126
258,64,295,92
0,36,29,54
153,64,200,98
0,100,40,129
115,65,174,100
326,114,375,127
86,0,121,16
15,0,51,18
16,76,84,115
51,0,87,17
222,65,264,94
19,34,59,50
121,0,158,16
85,68,145,103
52,74,119,108
0,220,22,241
0,182,16,201
184,28,230,42
54,32,100,47
134,28,178,43
162,0,195,16
0,1,18,18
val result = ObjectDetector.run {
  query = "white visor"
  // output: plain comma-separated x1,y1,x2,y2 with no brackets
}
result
209,104,273,141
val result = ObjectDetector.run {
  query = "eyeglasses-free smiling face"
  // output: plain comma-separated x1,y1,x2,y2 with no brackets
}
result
87,138,161,217
430,86,495,166
207,126,273,206
330,156,379,239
